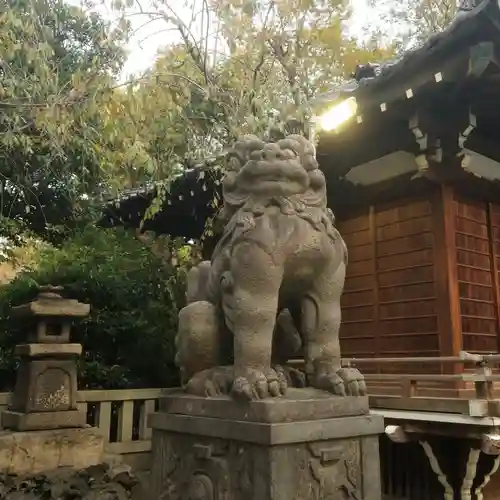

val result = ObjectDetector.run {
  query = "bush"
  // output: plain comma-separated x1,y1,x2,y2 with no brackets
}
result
0,227,185,391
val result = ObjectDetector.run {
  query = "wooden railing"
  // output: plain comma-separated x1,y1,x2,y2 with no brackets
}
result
286,351,500,416
0,388,168,469
339,351,500,417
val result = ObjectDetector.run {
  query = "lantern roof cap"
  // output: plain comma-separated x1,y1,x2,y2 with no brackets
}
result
12,285,90,318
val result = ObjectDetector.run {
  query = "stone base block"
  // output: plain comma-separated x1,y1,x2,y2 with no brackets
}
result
149,389,384,500
0,427,104,475
2,409,86,431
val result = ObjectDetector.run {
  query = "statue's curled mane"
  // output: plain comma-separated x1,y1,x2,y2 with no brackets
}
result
218,134,331,225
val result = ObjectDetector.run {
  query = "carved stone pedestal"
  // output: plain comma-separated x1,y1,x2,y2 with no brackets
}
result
0,427,104,475
149,388,384,500
2,343,86,431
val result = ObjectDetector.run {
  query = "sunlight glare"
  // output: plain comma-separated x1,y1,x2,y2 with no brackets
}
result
319,97,358,132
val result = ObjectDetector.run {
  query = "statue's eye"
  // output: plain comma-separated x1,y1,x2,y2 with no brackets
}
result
228,157,241,170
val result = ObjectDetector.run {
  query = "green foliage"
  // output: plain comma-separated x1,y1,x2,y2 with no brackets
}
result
0,0,132,239
0,226,184,391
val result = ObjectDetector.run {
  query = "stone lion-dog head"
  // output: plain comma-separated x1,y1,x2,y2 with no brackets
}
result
218,134,330,224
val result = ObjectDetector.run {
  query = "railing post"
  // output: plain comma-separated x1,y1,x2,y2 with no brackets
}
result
402,379,417,398
139,400,156,440
117,400,134,443
96,401,112,442
474,361,493,400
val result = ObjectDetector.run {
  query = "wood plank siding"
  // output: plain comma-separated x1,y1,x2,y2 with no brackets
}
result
337,186,500,375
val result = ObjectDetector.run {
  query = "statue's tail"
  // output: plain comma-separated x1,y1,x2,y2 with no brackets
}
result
186,261,211,303
175,301,220,385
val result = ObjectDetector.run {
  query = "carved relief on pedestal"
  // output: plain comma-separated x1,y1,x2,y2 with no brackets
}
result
308,440,361,500
150,431,181,500
34,368,71,411
186,474,215,500
152,434,231,500
150,430,365,500
343,441,361,499
234,445,253,500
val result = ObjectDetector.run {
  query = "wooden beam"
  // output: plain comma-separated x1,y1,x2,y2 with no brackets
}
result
385,425,411,443
343,151,420,186
369,205,380,368
369,395,474,415
433,185,462,374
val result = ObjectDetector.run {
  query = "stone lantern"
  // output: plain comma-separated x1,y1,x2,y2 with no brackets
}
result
2,285,90,431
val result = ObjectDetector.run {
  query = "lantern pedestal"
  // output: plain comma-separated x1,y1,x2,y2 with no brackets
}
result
2,343,85,431
1,409,85,432
0,427,104,475
0,286,90,432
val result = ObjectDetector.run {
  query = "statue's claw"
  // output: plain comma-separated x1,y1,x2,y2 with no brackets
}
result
185,366,233,397
337,367,367,396
274,364,307,388
310,360,366,396
231,367,287,401
184,366,289,400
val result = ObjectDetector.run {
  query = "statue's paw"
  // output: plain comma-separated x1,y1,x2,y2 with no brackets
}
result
311,363,366,396
274,365,307,388
185,366,233,397
231,367,287,401
336,367,367,396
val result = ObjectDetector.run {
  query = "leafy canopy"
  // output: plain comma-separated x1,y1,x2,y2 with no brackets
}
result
0,0,131,239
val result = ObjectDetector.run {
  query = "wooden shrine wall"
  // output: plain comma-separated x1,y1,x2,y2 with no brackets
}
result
451,194,500,354
336,187,500,372
337,195,441,372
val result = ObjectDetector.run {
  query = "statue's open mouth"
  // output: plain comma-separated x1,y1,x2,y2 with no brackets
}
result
237,159,310,196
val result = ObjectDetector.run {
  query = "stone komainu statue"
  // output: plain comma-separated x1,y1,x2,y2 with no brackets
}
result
175,134,365,400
